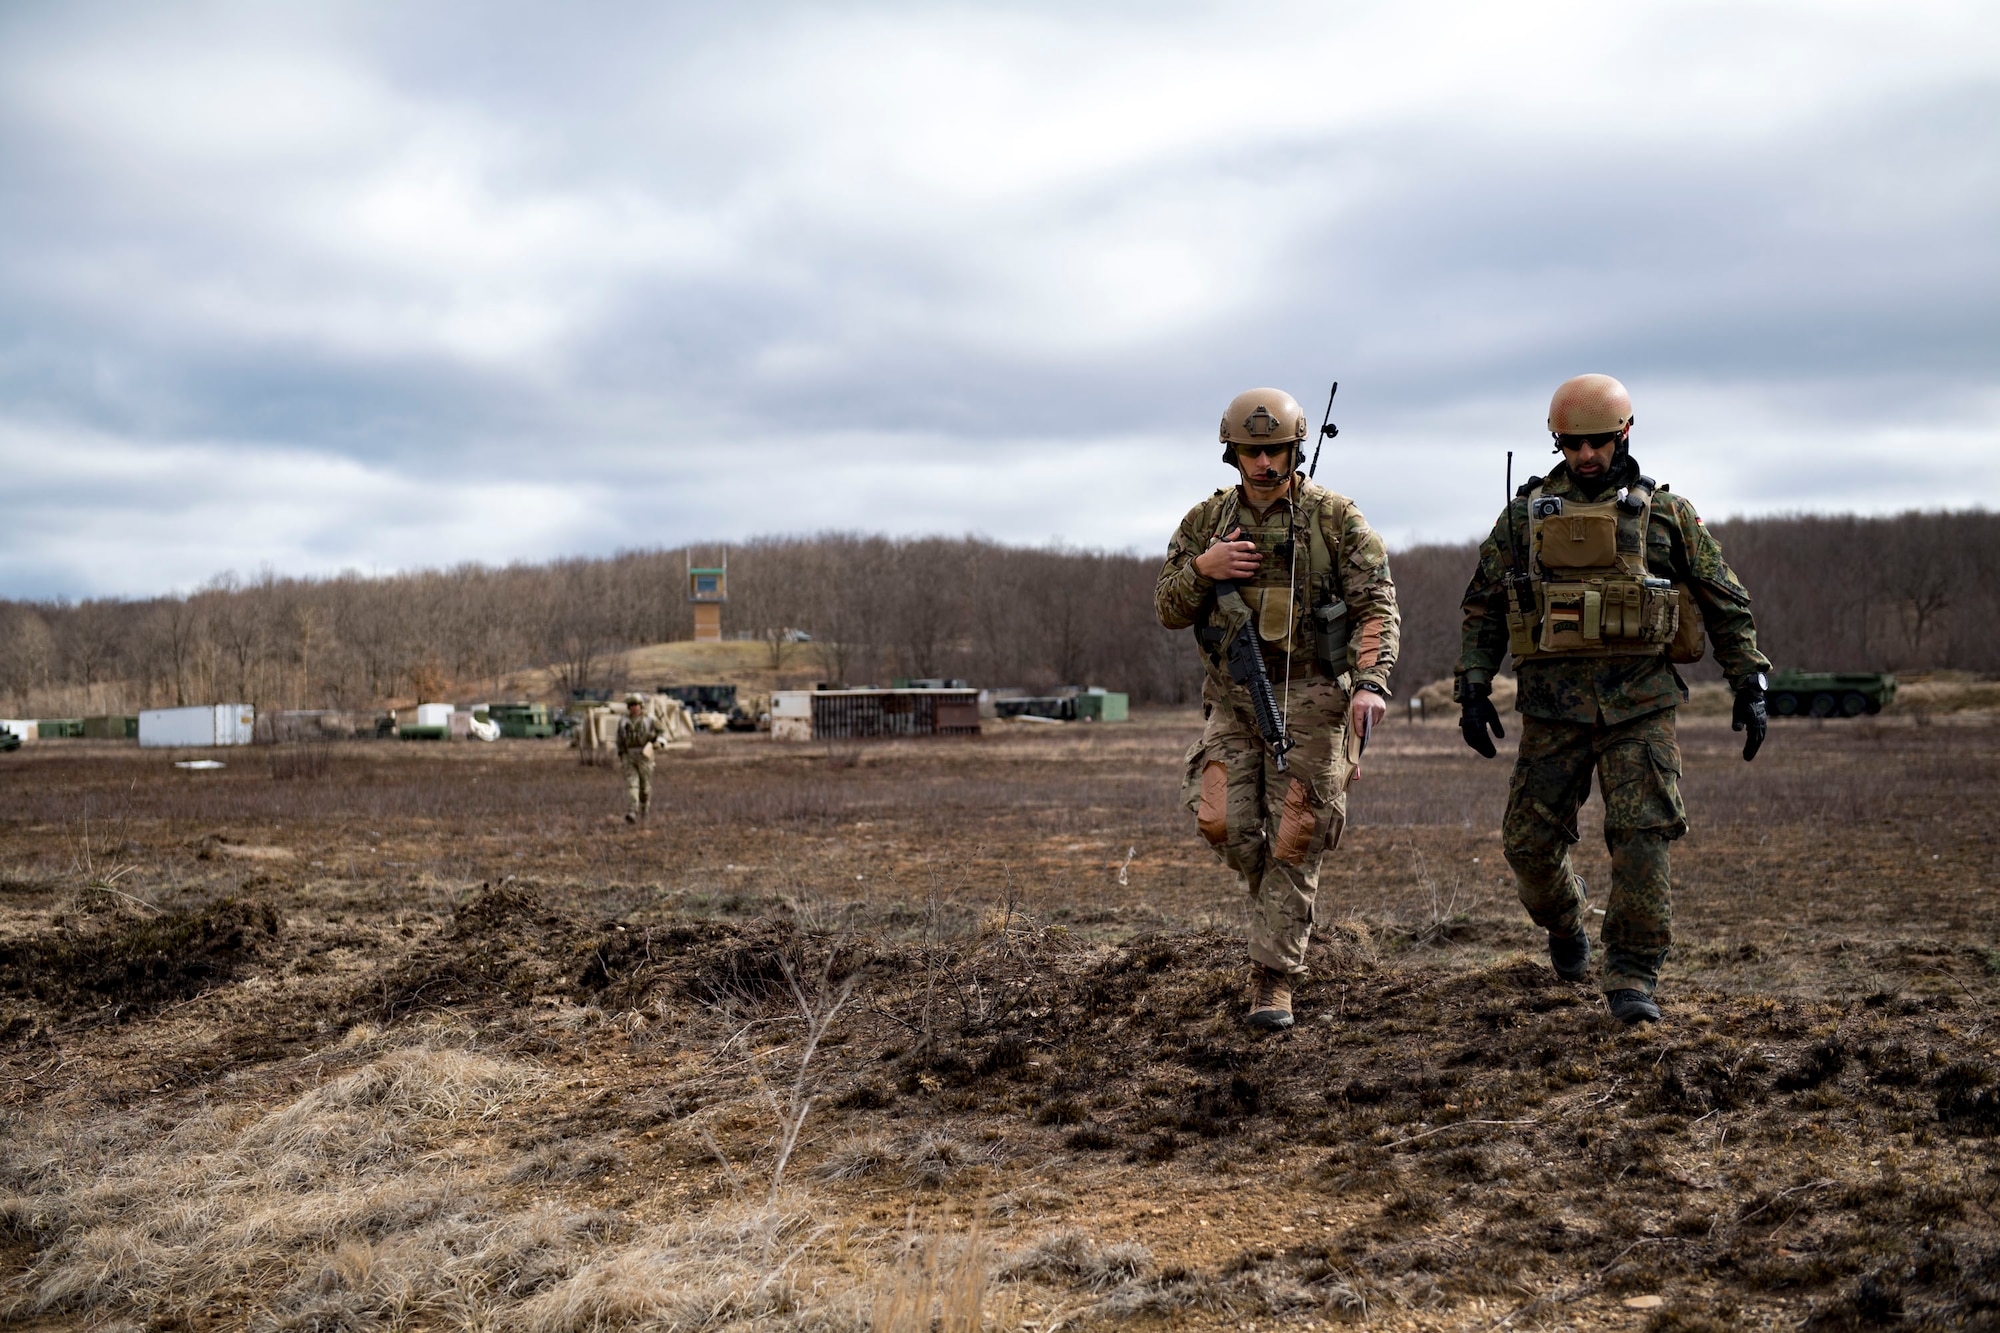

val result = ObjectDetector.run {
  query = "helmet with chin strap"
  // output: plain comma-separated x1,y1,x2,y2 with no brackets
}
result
1219,388,1309,473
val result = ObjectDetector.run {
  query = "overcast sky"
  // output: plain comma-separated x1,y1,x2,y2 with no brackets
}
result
2,1,1996,600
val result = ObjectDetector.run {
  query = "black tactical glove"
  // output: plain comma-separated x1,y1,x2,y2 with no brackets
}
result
1732,672,1768,762
1456,678,1505,758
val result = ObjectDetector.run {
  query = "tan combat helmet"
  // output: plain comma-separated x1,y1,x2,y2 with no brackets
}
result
1219,388,1309,468
625,693,645,707
1547,374,1634,436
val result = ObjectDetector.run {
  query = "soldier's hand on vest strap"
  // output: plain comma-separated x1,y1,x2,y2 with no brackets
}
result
1194,527,1262,581
1732,674,1767,762
1456,679,1505,759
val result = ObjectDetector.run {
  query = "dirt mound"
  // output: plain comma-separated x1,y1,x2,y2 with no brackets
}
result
359,880,588,1022
579,916,882,1012
0,891,280,1016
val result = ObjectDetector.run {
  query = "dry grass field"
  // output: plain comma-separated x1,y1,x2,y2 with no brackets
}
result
3,707,1998,1332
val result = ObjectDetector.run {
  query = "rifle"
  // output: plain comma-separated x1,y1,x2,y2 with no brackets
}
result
1502,450,1538,660
1199,581,1296,771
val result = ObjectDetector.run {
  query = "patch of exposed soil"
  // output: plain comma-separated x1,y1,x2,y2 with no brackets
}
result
2,712,1998,1330
0,889,280,1016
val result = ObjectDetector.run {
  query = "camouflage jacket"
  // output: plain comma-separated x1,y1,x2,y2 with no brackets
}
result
616,713,663,757
1157,476,1401,697
1457,456,1769,724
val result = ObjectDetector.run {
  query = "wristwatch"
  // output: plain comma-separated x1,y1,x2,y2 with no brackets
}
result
1735,672,1768,694
1355,681,1389,697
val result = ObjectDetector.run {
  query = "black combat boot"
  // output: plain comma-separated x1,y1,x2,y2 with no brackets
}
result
1549,929,1591,983
1606,989,1661,1024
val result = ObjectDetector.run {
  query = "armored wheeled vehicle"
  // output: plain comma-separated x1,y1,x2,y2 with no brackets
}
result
1766,670,1896,718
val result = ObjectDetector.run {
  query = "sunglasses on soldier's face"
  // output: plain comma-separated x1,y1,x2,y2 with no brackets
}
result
1553,431,1622,451
1233,444,1290,460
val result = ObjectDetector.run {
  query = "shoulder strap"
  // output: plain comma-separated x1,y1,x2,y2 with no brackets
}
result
1212,488,1242,541
1525,483,1547,574
1302,486,1341,594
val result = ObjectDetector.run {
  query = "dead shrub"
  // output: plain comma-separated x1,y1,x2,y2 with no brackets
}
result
998,1227,1152,1291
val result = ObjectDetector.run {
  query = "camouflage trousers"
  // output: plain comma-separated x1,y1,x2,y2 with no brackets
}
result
622,753,654,819
1503,708,1687,995
1183,676,1351,976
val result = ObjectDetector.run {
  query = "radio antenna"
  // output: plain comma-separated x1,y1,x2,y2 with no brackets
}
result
1308,381,1339,478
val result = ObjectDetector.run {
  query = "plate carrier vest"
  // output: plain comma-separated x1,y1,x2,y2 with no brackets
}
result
1195,485,1354,681
1506,477,1703,664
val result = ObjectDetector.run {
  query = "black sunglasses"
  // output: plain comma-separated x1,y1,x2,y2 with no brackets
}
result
1553,431,1622,451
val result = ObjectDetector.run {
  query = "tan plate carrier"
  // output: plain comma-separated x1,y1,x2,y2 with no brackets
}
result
1506,482,1705,665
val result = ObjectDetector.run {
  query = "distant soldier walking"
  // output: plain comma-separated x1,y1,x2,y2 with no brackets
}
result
1158,388,1401,1030
1456,374,1770,1024
617,693,664,823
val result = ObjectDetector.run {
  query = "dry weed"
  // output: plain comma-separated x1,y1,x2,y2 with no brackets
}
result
870,1217,989,1333
2,1046,556,1327
515,1193,854,1333
997,1227,1152,1291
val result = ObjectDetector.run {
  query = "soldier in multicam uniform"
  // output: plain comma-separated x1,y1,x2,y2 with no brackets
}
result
1456,374,1769,1025
617,693,664,823
1158,388,1401,1031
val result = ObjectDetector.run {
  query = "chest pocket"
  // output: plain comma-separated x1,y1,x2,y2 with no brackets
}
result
1537,512,1618,569
1243,586,1294,645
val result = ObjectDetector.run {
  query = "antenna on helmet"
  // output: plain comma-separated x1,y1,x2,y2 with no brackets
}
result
1308,382,1339,478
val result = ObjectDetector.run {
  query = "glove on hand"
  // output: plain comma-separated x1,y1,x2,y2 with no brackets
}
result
1456,679,1505,759
1732,674,1768,762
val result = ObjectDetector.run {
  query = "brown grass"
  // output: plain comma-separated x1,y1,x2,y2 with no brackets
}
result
4,708,2000,1330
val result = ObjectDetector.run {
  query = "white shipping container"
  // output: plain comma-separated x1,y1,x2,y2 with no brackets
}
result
1,719,36,742
770,691,812,742
140,704,256,748
416,703,454,728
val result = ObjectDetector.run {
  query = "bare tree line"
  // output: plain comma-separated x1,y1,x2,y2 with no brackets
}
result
0,537,1200,716
3,509,1993,719
1388,508,2000,690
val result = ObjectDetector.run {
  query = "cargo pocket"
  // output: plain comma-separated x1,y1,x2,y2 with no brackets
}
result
1198,762,1229,845
1600,738,1687,837
1509,756,1584,844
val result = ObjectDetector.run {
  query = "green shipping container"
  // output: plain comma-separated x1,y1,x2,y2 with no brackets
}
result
36,718,84,738
1073,692,1129,722
82,715,139,739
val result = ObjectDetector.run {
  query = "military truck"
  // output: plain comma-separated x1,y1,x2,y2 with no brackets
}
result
659,684,738,733
1766,670,1896,718
487,702,555,738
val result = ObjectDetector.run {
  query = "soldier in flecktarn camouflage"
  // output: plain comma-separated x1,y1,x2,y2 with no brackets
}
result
1158,388,1401,1031
616,693,665,824
1456,374,1770,1025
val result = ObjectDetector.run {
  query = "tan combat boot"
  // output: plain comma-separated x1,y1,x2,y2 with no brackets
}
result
1247,966,1295,1030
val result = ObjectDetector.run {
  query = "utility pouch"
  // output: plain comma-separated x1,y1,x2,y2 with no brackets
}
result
1312,597,1350,677
1249,586,1294,647
1600,579,1642,639
1538,583,1595,652
1505,604,1538,659
1537,511,1619,569
1669,584,1705,664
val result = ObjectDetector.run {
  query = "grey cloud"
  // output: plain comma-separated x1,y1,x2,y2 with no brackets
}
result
0,1,1995,598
